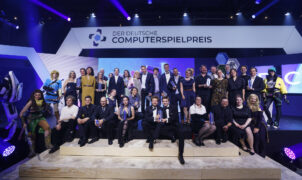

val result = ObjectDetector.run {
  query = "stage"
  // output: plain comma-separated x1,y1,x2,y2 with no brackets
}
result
0,139,301,180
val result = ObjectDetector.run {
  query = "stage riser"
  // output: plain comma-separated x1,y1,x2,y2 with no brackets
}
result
19,167,281,179
60,139,239,157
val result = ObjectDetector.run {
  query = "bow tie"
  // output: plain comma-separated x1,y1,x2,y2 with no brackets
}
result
152,107,157,111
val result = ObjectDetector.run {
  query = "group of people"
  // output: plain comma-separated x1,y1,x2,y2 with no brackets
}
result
19,63,288,164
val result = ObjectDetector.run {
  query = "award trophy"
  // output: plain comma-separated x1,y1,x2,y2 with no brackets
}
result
206,78,211,86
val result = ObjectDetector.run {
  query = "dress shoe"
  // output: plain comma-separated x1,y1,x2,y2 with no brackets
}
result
88,137,99,144
108,139,113,145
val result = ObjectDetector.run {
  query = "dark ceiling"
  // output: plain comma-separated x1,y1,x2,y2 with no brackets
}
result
0,0,302,26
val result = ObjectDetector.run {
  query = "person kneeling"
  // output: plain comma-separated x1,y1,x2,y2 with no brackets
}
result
77,96,95,147
91,97,116,145
117,96,135,147
190,96,216,146
50,95,78,153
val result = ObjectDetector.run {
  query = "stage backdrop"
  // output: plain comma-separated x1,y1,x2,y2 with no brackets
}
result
98,58,194,77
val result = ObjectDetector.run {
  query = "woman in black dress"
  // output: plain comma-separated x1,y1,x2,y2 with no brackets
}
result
95,72,107,105
247,94,268,157
231,95,255,155
63,71,77,105
227,68,245,107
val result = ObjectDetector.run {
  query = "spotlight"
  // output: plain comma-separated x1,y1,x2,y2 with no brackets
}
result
148,0,152,5
135,13,139,18
255,0,262,4
67,17,71,22
15,25,19,29
127,16,131,21
285,12,291,16
236,12,242,16
14,16,18,20
0,138,16,157
183,12,188,17
91,13,96,18
230,16,234,19
284,143,302,160
264,16,268,20
110,0,131,21
252,14,256,19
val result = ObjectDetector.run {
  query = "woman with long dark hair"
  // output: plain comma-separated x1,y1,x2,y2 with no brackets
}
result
81,67,96,104
117,96,135,147
20,90,52,155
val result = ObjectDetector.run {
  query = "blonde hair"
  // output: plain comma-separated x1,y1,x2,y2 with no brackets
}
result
247,94,261,112
134,71,140,79
50,70,59,80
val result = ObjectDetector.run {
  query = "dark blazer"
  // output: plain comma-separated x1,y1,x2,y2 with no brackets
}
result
168,75,183,95
143,105,161,124
162,105,179,126
76,104,95,122
246,76,265,97
92,105,114,122
108,75,125,96
160,72,172,95
140,72,155,94
211,105,233,126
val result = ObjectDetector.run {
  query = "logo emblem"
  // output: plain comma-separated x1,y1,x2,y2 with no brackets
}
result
89,29,106,47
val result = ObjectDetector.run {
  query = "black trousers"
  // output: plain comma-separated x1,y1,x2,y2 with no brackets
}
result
199,94,211,114
78,120,96,141
215,123,228,141
141,89,150,114
264,93,282,124
171,93,184,121
52,120,75,146
91,119,118,141
142,121,184,155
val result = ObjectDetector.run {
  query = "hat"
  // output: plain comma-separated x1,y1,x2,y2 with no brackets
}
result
268,67,276,73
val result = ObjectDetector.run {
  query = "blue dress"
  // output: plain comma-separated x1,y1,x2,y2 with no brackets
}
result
43,79,62,104
65,82,77,105
181,78,195,108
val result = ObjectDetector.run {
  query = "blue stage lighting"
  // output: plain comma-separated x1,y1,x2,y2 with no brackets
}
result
183,13,188,17
284,143,302,160
135,14,139,18
251,0,279,19
255,0,262,4
148,0,152,5
236,12,242,16
110,0,131,21
0,138,16,157
285,12,290,16
91,13,96,18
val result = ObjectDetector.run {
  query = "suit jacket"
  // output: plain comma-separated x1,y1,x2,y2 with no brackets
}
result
76,104,95,122
160,72,172,95
92,105,114,122
194,74,211,96
162,105,179,126
246,76,265,96
143,105,161,124
140,72,155,94
108,76,124,96
168,75,183,96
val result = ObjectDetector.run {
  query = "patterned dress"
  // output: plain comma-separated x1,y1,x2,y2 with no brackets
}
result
211,78,228,106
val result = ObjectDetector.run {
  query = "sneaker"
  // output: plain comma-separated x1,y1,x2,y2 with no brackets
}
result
267,119,273,127
273,121,279,128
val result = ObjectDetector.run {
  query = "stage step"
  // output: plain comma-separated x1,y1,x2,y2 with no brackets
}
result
60,139,240,157
19,150,281,179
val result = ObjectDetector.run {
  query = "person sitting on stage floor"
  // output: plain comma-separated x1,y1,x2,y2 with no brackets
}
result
129,87,143,140
211,97,232,145
49,95,79,153
90,97,116,145
247,94,268,158
76,95,95,147
230,95,255,155
117,96,135,147
189,96,216,146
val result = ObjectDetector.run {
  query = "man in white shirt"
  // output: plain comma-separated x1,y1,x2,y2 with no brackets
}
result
140,65,155,113
160,63,171,98
49,95,79,153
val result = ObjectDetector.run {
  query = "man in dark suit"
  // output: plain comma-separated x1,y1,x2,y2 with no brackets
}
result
195,65,212,114
246,67,265,101
108,68,124,105
90,97,116,145
140,65,155,113
160,63,172,98
142,96,185,164
168,68,184,122
76,96,96,147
